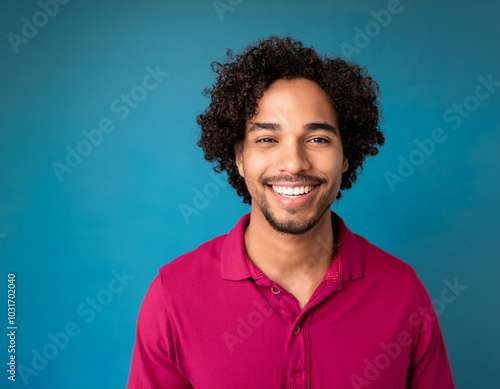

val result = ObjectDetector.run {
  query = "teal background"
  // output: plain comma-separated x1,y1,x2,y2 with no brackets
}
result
1,0,499,388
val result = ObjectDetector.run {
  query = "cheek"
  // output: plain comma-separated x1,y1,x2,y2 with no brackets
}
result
243,151,270,177
311,152,344,174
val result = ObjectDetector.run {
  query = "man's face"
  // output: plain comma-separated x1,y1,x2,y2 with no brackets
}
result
235,78,348,235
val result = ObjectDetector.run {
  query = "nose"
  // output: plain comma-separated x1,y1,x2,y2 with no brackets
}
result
276,140,311,174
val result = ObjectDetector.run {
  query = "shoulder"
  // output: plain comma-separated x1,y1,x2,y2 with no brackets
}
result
347,233,433,324
156,232,228,291
354,232,419,288
335,212,418,287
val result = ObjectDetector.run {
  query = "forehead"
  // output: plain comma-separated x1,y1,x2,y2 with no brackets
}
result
250,78,337,122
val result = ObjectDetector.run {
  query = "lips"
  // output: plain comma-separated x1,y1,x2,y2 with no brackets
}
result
271,184,318,197
267,183,320,206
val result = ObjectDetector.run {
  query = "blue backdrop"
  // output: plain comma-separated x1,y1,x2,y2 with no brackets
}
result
1,1,499,388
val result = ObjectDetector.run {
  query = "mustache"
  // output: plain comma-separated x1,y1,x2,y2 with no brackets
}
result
259,175,327,184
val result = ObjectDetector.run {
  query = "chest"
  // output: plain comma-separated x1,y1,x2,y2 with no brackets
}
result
177,282,412,389
277,274,325,309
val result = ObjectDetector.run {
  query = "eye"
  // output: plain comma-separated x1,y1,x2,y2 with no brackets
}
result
256,137,276,143
309,137,330,144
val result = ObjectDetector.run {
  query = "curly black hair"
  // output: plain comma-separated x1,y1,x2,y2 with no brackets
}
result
197,36,384,204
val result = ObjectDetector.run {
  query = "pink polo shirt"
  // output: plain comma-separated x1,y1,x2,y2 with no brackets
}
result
127,212,455,389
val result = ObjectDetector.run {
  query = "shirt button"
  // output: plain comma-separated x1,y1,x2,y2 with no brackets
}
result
270,286,281,294
293,325,301,335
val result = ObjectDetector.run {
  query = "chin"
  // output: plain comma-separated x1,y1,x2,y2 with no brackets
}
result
262,204,331,235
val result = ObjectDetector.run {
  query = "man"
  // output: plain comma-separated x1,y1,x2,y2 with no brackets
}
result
127,36,455,389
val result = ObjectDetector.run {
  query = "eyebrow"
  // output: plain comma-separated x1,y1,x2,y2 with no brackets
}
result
248,122,339,135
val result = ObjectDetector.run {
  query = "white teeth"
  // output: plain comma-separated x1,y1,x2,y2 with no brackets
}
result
271,185,317,197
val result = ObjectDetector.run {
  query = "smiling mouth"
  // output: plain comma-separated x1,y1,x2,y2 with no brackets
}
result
268,184,319,198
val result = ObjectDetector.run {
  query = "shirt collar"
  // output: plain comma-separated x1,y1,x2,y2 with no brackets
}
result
220,211,364,283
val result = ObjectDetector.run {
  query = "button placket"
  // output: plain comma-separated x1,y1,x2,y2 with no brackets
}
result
289,320,307,389
264,284,296,324
288,309,315,389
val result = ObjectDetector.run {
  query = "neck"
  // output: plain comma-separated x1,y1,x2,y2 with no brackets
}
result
244,207,335,282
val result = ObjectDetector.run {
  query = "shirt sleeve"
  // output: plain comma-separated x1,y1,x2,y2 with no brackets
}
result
127,274,193,389
406,276,455,389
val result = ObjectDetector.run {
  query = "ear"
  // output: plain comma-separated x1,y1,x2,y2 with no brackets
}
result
234,142,245,178
342,157,349,173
